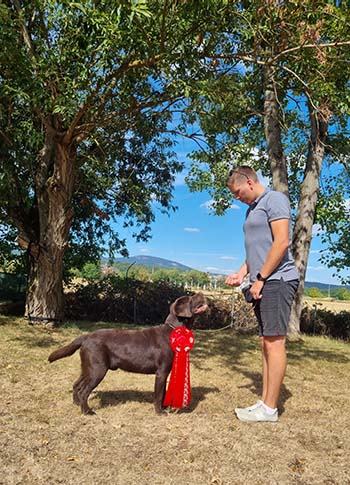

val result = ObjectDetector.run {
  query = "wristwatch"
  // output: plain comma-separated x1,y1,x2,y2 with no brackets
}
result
256,272,268,282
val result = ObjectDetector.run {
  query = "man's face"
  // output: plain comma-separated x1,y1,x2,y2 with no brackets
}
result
228,179,256,205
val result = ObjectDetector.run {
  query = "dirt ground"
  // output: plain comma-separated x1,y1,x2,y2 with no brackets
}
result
1,316,349,485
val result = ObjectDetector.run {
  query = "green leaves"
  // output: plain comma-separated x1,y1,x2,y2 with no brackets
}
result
1,0,349,282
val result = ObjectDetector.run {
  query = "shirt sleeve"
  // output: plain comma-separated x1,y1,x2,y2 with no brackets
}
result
266,191,291,222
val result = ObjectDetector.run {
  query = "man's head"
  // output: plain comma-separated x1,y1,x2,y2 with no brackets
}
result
226,166,264,205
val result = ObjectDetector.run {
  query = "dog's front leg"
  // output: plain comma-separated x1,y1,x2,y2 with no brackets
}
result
154,372,168,414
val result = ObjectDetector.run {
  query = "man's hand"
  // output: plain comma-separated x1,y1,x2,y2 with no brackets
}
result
249,280,264,300
225,273,244,287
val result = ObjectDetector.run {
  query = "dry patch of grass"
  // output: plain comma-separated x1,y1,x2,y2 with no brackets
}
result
303,297,350,314
1,315,350,485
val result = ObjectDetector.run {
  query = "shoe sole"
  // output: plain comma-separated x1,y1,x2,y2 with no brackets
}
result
235,408,278,423
237,415,278,423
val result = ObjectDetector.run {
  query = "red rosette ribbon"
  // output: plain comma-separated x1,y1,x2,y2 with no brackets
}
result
163,327,194,409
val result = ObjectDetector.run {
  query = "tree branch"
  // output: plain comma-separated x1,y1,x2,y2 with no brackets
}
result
73,92,184,141
63,55,162,144
12,0,37,70
272,41,350,62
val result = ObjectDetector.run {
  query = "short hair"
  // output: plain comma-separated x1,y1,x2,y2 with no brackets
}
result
226,166,258,186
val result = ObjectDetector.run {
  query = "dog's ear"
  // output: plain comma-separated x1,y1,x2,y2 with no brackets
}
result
172,296,192,318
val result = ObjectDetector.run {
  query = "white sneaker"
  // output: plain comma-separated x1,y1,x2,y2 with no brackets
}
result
235,403,278,422
234,400,262,414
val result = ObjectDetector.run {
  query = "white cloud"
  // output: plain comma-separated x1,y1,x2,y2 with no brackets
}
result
220,256,238,261
220,268,237,275
174,169,188,186
230,203,240,210
139,247,151,254
184,227,200,233
307,265,325,271
200,200,214,210
309,249,321,254
344,198,350,212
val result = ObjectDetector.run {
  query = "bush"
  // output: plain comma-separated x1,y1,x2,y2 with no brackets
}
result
65,275,189,324
65,276,258,331
65,278,350,339
300,306,350,340
194,294,257,332
305,287,326,298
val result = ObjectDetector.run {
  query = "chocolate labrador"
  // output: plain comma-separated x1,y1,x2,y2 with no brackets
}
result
48,293,207,415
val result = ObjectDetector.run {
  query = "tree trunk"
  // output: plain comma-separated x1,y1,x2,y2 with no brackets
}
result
263,68,330,337
263,64,289,197
23,136,76,325
288,103,330,336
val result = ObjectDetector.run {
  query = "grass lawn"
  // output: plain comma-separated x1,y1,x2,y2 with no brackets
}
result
0,315,349,485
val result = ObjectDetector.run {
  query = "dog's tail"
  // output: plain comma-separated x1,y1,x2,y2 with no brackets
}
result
48,335,86,363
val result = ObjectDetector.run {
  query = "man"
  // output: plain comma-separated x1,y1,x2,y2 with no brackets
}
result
225,166,299,422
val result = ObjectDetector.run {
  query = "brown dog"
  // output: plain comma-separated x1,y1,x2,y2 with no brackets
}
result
48,293,207,415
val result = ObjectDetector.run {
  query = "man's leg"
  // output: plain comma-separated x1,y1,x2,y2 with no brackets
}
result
262,335,286,409
260,336,268,403
234,336,285,422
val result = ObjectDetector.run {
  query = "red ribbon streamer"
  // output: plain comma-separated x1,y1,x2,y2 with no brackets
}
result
163,327,194,409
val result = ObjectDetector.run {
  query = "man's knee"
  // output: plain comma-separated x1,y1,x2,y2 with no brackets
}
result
262,336,286,353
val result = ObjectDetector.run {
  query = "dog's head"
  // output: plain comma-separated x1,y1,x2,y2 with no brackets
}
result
166,292,208,328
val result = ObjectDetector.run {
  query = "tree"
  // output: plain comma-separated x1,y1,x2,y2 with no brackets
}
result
306,287,325,299
80,262,102,281
186,1,350,335
0,0,218,323
317,176,350,285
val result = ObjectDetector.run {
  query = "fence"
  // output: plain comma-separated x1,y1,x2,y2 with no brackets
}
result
0,272,27,301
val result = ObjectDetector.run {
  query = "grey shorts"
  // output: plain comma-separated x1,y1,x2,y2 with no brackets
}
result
253,279,299,337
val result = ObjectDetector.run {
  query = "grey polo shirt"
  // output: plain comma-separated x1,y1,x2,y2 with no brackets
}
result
243,188,299,284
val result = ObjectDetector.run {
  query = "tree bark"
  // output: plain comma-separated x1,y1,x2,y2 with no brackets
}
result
263,67,330,337
263,64,289,197
288,103,330,336
23,136,76,325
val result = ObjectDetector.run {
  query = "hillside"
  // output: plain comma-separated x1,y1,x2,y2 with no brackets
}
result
115,255,193,271
113,255,349,291
304,281,350,291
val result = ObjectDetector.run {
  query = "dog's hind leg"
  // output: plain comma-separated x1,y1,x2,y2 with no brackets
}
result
72,346,109,414
77,363,108,415
73,375,84,406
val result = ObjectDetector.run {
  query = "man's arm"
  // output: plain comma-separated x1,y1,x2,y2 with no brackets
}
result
249,218,290,299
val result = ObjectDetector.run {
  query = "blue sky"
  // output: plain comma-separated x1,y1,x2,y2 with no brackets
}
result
116,143,349,286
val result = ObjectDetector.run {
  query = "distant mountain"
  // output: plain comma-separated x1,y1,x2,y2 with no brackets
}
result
115,255,194,272
112,255,349,289
304,281,350,291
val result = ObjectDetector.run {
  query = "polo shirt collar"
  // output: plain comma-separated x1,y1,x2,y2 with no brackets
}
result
250,188,270,208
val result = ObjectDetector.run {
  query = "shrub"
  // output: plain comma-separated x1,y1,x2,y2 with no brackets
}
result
65,277,257,332
300,306,350,340
65,275,188,324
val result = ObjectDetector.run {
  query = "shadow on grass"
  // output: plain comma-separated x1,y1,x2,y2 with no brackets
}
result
95,386,219,413
191,329,349,413
193,329,350,368
192,329,259,371
5,319,133,349
6,318,349,415
60,320,136,332
287,339,350,364
233,369,293,415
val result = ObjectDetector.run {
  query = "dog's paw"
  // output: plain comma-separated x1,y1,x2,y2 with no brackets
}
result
155,407,169,416
82,408,96,416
